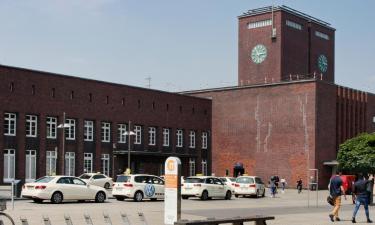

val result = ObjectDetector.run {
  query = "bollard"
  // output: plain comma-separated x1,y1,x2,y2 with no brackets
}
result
84,214,94,225
138,212,149,225
120,213,131,225
103,212,112,225
43,215,52,225
20,217,29,225
64,214,73,225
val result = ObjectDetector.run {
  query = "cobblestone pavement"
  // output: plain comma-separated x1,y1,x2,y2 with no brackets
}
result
2,189,374,225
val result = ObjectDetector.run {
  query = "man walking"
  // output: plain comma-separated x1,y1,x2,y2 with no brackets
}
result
329,171,346,222
352,174,372,223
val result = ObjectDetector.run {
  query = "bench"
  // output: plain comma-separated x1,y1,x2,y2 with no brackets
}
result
174,215,275,225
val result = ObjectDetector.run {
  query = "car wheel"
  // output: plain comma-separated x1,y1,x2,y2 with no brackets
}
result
235,194,239,198
51,192,63,204
115,197,125,201
134,191,143,202
182,196,189,199
255,190,260,198
200,190,209,201
33,199,43,203
95,191,106,203
225,191,232,200
104,182,110,189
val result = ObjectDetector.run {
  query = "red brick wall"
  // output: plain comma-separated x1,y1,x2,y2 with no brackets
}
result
189,81,317,187
0,65,211,182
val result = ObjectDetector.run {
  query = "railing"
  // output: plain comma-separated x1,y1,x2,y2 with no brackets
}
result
174,215,275,225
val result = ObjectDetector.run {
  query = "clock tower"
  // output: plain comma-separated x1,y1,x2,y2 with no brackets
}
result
238,6,335,86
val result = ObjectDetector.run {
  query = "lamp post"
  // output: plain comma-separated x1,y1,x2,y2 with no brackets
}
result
57,112,70,175
124,121,136,174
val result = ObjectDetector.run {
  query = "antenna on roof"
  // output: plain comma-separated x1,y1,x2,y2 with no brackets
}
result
145,76,151,88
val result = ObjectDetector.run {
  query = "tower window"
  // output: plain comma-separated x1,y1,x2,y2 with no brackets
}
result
10,82,14,92
315,31,329,40
52,88,55,98
286,20,302,30
248,19,272,29
31,85,35,95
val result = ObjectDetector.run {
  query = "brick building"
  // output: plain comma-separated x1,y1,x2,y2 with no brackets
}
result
1,5,374,188
184,6,375,187
0,65,212,183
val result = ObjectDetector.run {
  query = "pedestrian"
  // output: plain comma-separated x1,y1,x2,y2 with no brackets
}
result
280,178,287,193
269,178,276,198
329,171,347,222
351,174,372,223
296,177,303,194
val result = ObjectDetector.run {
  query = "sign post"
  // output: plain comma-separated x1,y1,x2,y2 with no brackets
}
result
164,157,181,225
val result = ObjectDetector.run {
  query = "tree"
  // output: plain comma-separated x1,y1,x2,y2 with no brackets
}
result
337,132,375,174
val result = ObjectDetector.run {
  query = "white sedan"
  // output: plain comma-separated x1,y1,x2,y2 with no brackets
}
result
234,176,266,198
181,176,232,200
79,173,113,189
21,176,107,203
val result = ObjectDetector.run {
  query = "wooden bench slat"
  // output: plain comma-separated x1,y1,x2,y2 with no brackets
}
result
174,216,275,225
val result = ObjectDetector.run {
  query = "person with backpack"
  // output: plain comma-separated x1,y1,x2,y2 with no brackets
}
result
296,177,303,194
351,174,373,223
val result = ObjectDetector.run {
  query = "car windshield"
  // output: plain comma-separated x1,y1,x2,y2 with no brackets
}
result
184,178,205,183
229,178,236,182
35,176,54,183
79,174,92,179
116,175,130,182
236,177,254,184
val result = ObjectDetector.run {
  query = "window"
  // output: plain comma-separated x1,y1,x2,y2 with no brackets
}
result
46,117,57,139
65,152,75,176
118,124,127,143
189,158,195,176
3,149,15,182
46,151,57,176
10,82,14,92
248,19,272,29
65,119,76,140
84,153,93,173
25,150,36,182
134,125,142,144
4,113,16,136
315,31,329,40
101,154,110,176
84,120,94,141
176,129,183,147
286,20,302,30
202,132,208,149
26,115,38,137
202,159,207,176
163,128,170,147
189,131,196,148
148,127,156,145
101,122,111,142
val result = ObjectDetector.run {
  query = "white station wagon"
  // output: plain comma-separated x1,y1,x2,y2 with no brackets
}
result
21,176,107,203
79,173,113,189
112,174,164,202
181,176,232,200
234,176,266,198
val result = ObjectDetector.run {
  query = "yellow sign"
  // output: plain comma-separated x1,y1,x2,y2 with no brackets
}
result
167,159,175,171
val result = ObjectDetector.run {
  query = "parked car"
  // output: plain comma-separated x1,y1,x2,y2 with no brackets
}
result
234,176,265,198
112,174,164,202
219,177,236,193
181,176,232,200
79,173,113,189
21,176,107,203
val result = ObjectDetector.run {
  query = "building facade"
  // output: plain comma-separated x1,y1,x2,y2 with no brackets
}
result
0,65,212,183
185,6,375,188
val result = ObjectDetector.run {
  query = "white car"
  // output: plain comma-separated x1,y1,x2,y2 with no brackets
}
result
21,176,107,203
219,177,236,193
234,176,266,198
112,174,164,202
79,173,113,189
181,176,232,200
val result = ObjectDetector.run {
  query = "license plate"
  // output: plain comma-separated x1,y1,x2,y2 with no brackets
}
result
115,187,123,191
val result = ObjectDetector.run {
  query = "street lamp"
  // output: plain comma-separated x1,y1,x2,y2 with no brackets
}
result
57,112,70,175
124,121,136,174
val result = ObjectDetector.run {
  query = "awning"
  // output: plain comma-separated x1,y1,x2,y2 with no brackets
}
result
323,160,339,166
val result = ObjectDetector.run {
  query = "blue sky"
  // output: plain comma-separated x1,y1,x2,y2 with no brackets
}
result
0,0,374,93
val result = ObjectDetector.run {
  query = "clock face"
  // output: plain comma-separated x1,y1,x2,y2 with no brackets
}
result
317,54,328,73
251,44,267,64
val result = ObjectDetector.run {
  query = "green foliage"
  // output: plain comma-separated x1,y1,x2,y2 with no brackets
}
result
337,133,375,174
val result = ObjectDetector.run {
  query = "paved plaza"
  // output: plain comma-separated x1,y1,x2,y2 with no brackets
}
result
2,189,374,225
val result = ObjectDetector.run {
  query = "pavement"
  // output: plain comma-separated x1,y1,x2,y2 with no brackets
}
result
2,189,374,225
